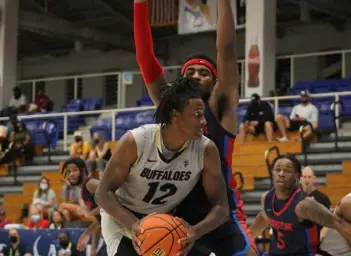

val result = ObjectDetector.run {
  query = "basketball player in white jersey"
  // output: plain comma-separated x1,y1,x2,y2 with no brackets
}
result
95,77,229,256
317,192,351,256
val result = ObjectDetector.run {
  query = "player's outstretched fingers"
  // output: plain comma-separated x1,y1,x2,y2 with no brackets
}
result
175,217,196,256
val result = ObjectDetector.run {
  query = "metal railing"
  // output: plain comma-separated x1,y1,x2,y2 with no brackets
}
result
331,100,345,151
18,48,351,106
1,91,351,151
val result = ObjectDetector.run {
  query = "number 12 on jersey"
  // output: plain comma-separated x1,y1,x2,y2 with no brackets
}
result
142,182,178,205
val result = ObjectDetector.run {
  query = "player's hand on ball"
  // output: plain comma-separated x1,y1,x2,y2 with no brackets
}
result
176,218,196,256
131,219,143,255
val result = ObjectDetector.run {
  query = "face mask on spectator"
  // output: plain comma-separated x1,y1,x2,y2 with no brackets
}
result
59,239,69,248
31,214,41,223
40,183,48,190
9,236,18,243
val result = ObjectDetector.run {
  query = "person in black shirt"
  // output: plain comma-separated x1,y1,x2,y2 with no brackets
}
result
301,166,331,210
1,228,32,256
238,93,275,143
56,232,84,256
301,166,332,239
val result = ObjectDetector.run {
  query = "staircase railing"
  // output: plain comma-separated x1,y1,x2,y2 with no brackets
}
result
299,123,315,166
265,146,281,187
331,100,344,151
42,120,58,164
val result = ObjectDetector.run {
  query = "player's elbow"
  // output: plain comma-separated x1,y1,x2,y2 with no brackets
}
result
218,200,230,225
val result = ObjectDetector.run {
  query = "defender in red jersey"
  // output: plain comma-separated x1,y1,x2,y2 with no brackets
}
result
250,154,351,256
134,0,257,255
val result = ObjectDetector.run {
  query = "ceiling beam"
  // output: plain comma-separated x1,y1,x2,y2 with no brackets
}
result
286,0,351,19
94,0,132,26
19,10,135,52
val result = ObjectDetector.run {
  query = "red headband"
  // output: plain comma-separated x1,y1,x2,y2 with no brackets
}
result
181,58,217,77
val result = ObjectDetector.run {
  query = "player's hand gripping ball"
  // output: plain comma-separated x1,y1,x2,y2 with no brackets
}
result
133,213,191,256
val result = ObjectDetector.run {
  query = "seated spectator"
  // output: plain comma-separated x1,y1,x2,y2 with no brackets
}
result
86,132,111,178
0,208,11,228
28,89,51,113
56,232,83,256
6,114,19,135
238,93,275,143
0,121,34,165
27,205,49,229
0,228,32,256
70,131,90,160
58,181,85,221
49,210,65,229
7,87,27,115
32,177,57,218
0,125,9,162
276,90,319,142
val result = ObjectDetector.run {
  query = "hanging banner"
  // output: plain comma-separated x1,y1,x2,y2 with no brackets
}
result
178,0,245,35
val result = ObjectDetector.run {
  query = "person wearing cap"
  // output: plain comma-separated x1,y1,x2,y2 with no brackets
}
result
276,90,319,142
238,93,275,143
70,131,90,160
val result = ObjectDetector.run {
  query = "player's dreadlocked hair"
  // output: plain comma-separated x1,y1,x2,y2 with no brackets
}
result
271,154,302,175
155,77,206,128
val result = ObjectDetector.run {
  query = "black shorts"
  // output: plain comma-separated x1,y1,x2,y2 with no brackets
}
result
253,121,276,135
288,120,311,131
174,182,258,256
114,236,213,256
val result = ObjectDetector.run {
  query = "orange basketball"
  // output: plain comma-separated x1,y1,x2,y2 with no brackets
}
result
136,214,188,256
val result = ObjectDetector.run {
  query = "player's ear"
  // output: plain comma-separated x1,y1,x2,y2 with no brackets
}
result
171,109,180,121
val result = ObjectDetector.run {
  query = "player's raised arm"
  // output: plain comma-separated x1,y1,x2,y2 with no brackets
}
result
95,132,139,231
249,192,269,237
192,141,229,238
208,0,239,134
295,197,351,241
134,0,166,106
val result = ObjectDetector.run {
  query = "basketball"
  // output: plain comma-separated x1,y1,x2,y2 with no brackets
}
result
136,214,189,256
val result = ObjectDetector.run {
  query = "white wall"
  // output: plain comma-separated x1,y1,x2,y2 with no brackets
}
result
17,23,351,104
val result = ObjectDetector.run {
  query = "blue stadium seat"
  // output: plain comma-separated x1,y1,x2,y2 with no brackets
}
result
278,106,293,116
137,95,154,106
83,97,103,111
319,114,335,131
293,81,311,91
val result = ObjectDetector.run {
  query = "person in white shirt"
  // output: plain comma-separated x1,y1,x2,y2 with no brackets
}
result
276,90,319,142
8,87,27,114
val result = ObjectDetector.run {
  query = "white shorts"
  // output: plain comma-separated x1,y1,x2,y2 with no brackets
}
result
100,210,132,256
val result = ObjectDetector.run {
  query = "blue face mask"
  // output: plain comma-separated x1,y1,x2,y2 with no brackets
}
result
31,214,41,223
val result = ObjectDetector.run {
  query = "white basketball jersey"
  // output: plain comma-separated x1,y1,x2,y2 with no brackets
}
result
319,192,351,256
116,124,210,214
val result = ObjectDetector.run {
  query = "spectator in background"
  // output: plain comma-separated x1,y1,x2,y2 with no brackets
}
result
56,232,83,256
27,205,49,229
0,208,11,228
301,166,332,240
8,87,27,115
276,90,319,142
49,210,65,229
86,132,111,178
0,228,32,256
28,89,51,113
0,125,9,162
32,177,57,218
58,181,85,221
301,166,331,209
70,131,90,160
0,122,34,165
238,93,275,143
6,114,19,135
